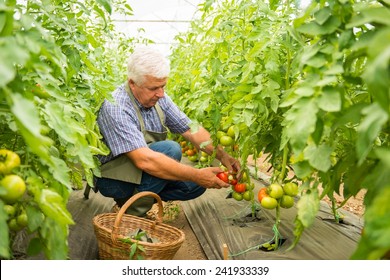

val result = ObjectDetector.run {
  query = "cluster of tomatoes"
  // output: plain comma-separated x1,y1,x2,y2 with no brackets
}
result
0,149,28,231
180,140,211,163
216,125,239,150
216,171,255,201
257,182,299,210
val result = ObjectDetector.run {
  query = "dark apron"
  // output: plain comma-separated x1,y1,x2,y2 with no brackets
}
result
100,82,168,184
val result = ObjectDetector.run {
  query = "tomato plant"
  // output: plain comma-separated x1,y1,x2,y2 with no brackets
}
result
0,0,138,260
168,0,390,259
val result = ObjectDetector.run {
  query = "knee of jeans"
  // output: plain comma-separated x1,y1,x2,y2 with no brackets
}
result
149,140,183,161
158,140,182,161
166,140,182,161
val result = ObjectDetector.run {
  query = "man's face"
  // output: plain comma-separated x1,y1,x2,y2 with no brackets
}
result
129,75,167,108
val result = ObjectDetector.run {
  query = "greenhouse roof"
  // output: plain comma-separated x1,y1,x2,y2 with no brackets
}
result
114,0,204,56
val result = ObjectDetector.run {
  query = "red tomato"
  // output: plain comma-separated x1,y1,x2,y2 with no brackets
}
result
228,173,237,185
216,172,229,183
257,187,268,202
230,178,238,185
234,183,246,193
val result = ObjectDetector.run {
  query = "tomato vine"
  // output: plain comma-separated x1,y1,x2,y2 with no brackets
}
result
167,0,390,259
0,0,144,259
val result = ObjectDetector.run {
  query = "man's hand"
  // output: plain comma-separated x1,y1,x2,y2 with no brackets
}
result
196,167,231,189
218,150,241,178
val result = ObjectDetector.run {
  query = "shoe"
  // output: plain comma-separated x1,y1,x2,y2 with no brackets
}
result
111,204,121,213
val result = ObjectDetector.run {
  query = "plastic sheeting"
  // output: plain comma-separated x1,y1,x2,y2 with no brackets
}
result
181,178,364,260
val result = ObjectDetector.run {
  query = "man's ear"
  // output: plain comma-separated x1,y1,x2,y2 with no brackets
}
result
128,79,136,90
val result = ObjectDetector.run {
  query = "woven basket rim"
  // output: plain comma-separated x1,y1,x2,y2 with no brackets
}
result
93,213,185,247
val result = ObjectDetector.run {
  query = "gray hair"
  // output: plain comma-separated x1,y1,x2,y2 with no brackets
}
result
127,46,170,85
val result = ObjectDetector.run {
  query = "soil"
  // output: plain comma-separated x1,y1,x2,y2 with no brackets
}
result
155,154,366,260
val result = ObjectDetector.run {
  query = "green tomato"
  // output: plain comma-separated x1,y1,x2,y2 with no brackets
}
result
243,190,254,201
268,183,284,199
16,212,28,228
0,149,21,175
261,196,278,209
199,156,208,163
280,195,294,209
219,135,233,147
227,126,235,138
232,191,243,201
282,182,299,197
8,218,22,232
3,204,16,218
216,131,226,139
0,174,26,204
188,155,198,162
201,151,208,157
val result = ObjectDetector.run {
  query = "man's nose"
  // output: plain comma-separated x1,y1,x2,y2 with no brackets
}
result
155,87,165,97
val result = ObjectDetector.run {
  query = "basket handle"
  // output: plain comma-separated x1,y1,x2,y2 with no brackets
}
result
111,191,163,244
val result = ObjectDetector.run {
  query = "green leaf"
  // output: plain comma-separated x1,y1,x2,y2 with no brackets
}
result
39,218,69,260
96,0,112,14
347,7,390,28
305,53,327,68
284,98,319,152
297,16,341,36
375,147,390,169
49,155,71,188
296,189,320,228
304,143,332,172
295,87,315,97
363,28,390,110
291,161,312,179
0,200,10,259
0,38,30,87
314,7,331,25
356,103,388,164
0,12,6,33
25,205,45,232
9,93,53,162
36,189,74,225
317,86,341,112
358,186,390,258
26,237,44,256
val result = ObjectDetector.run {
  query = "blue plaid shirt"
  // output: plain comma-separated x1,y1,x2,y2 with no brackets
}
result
97,84,191,164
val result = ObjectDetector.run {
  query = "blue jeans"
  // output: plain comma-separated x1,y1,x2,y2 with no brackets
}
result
95,140,206,205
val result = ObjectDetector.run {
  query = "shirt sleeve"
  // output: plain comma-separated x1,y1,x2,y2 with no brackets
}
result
97,99,147,158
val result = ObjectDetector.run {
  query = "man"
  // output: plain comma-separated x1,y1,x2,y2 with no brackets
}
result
95,46,241,216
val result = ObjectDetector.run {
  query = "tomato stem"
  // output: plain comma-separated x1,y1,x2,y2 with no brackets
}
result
273,204,282,250
279,146,289,182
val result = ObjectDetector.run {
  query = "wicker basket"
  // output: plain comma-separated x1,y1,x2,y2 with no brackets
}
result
93,191,185,260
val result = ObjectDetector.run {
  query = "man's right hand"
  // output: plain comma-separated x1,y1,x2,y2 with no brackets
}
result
196,167,231,189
